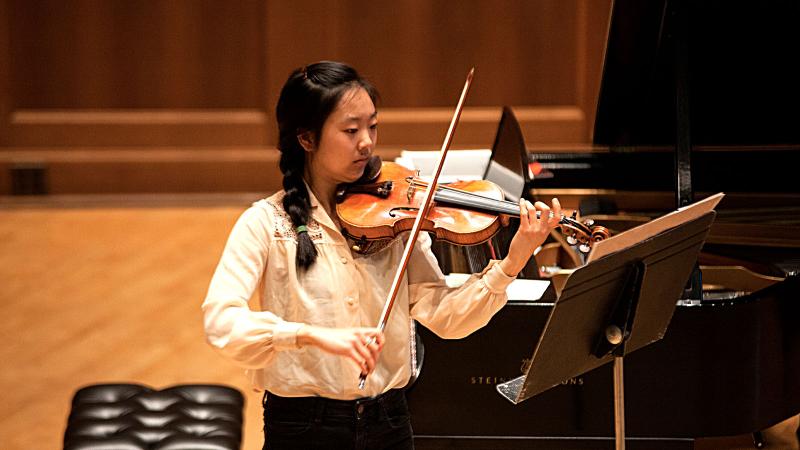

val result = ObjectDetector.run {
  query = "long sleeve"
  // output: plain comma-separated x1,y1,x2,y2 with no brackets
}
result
407,234,515,339
202,206,303,369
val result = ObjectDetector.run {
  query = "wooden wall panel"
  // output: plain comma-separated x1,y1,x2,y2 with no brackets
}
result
0,0,613,193
267,0,580,108
8,110,268,147
9,0,264,109
0,0,10,146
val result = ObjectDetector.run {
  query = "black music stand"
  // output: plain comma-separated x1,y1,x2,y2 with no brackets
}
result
497,210,716,450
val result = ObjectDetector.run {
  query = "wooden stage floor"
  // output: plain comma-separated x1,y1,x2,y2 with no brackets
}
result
0,194,779,449
0,195,265,450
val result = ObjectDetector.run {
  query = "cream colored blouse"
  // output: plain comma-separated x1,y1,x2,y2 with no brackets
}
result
202,189,514,400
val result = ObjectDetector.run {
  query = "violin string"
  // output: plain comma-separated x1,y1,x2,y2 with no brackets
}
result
409,176,562,220
409,177,515,206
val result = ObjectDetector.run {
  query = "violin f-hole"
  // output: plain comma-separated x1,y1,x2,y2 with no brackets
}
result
389,206,419,217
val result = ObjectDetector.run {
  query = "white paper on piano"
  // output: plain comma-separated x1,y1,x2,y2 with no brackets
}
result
395,149,491,183
445,273,551,301
586,192,725,264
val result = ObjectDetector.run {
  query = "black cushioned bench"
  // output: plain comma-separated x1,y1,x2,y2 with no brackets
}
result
63,383,244,450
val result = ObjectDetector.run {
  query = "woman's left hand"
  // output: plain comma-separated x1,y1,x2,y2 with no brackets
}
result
499,197,561,277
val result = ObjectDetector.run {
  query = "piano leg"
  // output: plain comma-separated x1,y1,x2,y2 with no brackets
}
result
753,431,765,448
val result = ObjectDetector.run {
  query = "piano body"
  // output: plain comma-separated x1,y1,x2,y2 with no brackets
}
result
407,0,800,448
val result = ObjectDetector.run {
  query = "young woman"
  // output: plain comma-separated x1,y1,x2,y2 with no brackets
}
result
202,61,561,449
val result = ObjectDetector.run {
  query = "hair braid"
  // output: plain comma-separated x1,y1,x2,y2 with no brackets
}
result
279,138,317,270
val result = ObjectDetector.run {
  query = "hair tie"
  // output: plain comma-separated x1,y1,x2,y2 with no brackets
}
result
296,225,308,234
301,66,308,80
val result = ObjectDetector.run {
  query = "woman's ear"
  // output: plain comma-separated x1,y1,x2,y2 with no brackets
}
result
297,131,315,152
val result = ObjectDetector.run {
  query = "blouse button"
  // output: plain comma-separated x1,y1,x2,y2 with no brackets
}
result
340,257,348,264
346,297,356,306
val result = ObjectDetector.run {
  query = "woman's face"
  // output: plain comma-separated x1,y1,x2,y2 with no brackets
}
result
304,87,378,188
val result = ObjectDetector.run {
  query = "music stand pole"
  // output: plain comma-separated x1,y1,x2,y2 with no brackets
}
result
614,357,625,450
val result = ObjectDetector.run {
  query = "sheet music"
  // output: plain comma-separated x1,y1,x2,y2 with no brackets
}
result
586,192,724,263
395,149,491,183
446,273,551,301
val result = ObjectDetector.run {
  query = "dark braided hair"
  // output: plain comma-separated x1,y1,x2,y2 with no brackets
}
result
275,61,378,270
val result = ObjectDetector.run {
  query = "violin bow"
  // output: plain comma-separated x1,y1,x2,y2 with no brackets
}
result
359,68,475,389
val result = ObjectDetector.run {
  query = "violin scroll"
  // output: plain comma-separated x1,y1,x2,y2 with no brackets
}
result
557,213,611,254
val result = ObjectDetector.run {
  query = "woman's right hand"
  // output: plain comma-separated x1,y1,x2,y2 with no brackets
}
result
297,325,385,375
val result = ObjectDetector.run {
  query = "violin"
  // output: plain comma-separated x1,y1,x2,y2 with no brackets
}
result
352,68,604,390
336,158,610,254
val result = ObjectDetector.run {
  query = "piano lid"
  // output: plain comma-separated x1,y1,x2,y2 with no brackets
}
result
594,0,800,148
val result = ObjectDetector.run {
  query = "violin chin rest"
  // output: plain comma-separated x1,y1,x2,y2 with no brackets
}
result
362,155,383,182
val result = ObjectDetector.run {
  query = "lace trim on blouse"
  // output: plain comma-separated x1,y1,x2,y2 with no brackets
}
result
265,193,324,243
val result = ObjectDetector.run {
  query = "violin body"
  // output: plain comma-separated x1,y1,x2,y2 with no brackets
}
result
336,161,610,253
337,162,505,247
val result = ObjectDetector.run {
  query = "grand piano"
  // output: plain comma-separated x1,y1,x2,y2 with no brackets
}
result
407,1,800,449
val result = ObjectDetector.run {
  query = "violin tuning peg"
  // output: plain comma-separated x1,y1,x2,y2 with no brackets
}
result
583,218,595,227
579,243,591,254
566,234,578,246
571,211,578,219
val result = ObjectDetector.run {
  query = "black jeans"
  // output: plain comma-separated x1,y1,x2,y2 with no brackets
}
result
263,389,414,450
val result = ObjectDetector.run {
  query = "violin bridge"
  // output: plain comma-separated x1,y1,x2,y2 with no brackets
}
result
406,176,418,203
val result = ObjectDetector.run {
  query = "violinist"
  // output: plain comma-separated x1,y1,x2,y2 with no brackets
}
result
202,60,561,450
